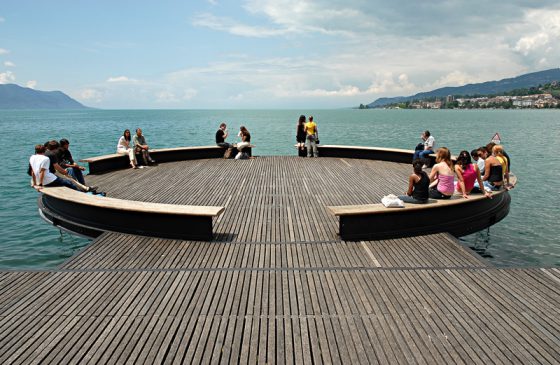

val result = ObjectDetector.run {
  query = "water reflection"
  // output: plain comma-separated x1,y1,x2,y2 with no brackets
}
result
461,228,494,259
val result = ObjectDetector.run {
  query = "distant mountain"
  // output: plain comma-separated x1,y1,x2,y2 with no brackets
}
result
0,83,89,109
367,68,560,108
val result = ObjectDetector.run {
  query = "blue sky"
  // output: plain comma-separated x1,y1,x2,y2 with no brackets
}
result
1,0,559,108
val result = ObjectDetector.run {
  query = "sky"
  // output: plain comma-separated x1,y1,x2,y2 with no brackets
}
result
1,0,559,109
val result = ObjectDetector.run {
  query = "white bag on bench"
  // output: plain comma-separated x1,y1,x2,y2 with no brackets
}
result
381,194,405,208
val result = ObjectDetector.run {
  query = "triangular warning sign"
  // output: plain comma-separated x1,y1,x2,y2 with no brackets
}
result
491,132,501,144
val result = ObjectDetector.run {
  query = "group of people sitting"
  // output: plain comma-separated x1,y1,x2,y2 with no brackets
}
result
117,128,156,169
296,115,319,157
399,141,512,204
29,122,512,206
28,127,157,193
215,123,253,159
28,139,103,194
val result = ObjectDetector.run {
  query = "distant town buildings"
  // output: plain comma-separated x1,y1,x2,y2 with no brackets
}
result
455,93,558,109
380,92,559,109
410,100,442,109
365,81,560,110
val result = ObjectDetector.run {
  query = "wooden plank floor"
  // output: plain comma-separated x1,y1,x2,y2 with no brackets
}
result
1,157,558,364
59,232,486,270
1,233,559,364
85,156,412,242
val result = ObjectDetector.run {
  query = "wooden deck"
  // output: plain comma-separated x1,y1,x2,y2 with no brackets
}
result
1,233,559,364
85,156,412,242
60,232,487,270
2,156,558,364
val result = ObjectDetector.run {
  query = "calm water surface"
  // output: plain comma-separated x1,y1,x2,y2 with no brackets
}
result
1,109,558,268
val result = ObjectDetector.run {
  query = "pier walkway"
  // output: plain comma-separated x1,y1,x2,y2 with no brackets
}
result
1,232,559,364
1,156,558,363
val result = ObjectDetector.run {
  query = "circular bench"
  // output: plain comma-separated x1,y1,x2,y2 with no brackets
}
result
80,146,227,174
38,145,513,242
327,175,515,240
39,187,224,240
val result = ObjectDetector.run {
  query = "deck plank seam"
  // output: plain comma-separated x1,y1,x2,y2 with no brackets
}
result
2,266,530,274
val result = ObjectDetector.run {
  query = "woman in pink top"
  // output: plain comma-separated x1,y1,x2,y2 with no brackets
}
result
454,150,492,199
428,147,455,199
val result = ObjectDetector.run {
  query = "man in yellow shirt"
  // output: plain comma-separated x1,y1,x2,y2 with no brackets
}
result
304,116,319,157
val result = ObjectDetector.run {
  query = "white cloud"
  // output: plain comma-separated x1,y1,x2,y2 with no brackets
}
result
192,13,291,38
242,0,372,36
195,0,551,44
26,80,37,89
515,33,550,56
0,48,10,55
362,73,417,95
300,85,361,97
106,76,138,83
79,24,542,108
79,88,104,102
182,1,560,107
513,9,560,55
63,2,560,108
430,71,479,89
155,90,177,103
4,61,15,67
74,75,200,108
154,88,197,103
164,58,401,104
155,42,518,107
0,71,15,84
193,3,362,38
242,0,560,38
0,17,5,23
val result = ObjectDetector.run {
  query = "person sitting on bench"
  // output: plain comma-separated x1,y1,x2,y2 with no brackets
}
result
216,122,235,158
235,126,252,159
412,130,435,167
215,122,231,148
59,138,87,184
117,129,140,169
45,140,96,193
30,144,79,191
398,159,429,204
133,128,156,165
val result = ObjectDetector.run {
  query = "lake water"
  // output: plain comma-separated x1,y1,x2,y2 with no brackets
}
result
1,109,558,269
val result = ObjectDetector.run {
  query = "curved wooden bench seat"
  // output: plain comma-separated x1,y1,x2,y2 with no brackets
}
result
80,145,228,174
80,146,220,174
41,144,513,242
39,187,224,240
317,145,457,165
328,178,515,215
81,145,256,174
328,175,516,240
293,144,421,159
